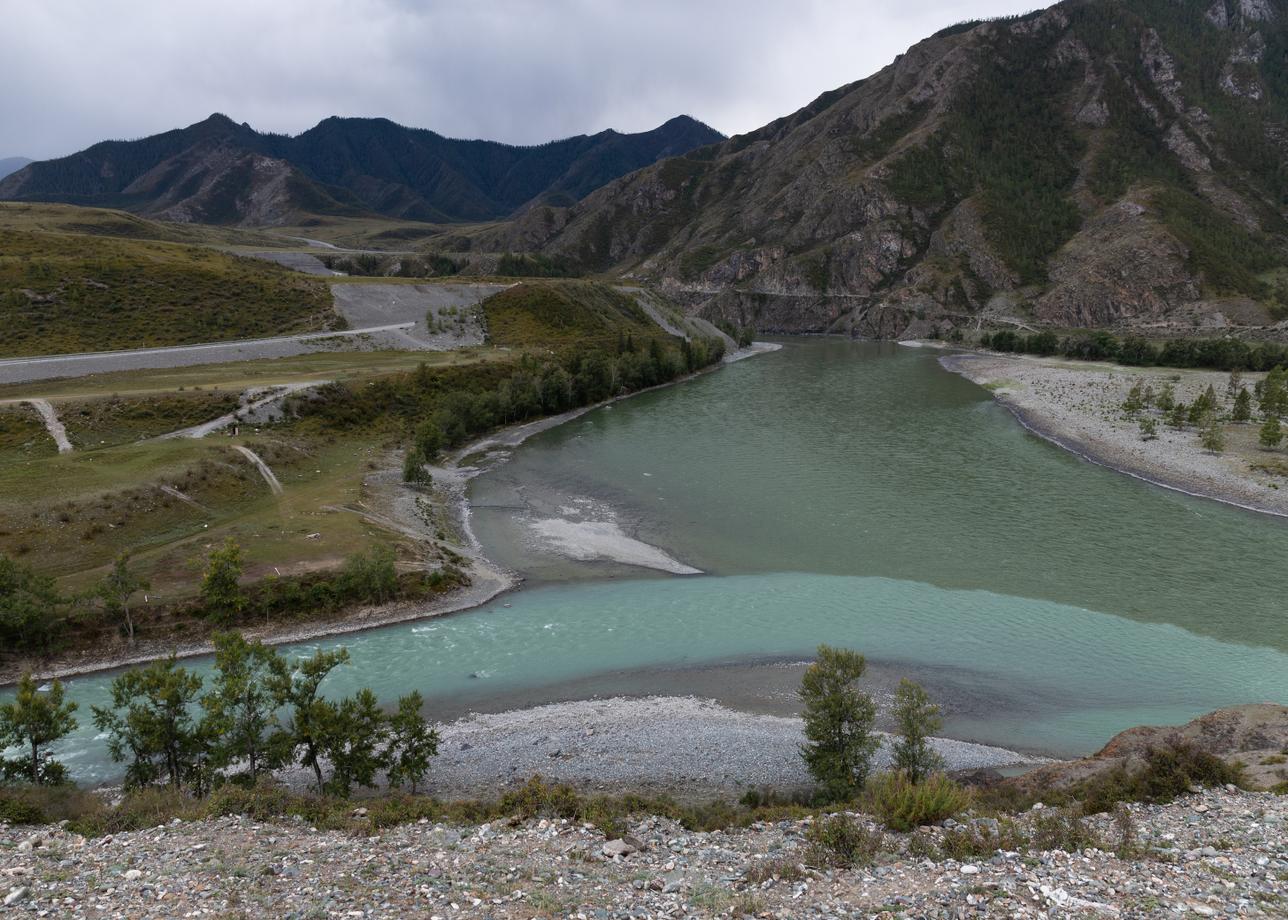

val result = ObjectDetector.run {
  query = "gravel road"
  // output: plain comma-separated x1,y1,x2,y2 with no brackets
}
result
0,324,414,385
245,251,340,276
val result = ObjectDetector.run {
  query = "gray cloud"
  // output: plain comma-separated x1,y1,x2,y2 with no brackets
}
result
2,0,1040,160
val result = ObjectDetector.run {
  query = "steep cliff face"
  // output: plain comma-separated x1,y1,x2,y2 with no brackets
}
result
489,0,1288,338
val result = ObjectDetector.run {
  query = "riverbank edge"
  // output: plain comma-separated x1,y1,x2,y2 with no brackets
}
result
1,342,784,686
937,351,1288,519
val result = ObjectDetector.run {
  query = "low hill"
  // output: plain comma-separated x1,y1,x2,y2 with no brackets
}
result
0,220,337,357
481,280,681,349
0,115,723,227
486,0,1288,339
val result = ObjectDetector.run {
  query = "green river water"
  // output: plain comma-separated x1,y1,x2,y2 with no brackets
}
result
19,339,1288,783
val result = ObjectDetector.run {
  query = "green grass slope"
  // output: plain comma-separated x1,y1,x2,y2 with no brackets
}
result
482,280,678,349
0,227,338,357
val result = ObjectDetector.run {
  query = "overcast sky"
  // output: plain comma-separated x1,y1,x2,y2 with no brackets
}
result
3,0,1041,160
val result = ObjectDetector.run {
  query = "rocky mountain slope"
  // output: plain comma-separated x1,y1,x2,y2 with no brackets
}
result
488,0,1288,339
0,114,722,226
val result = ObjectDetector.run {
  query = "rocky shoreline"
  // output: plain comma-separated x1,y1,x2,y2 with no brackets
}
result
4,787,1283,917
939,351,1288,518
279,696,1045,802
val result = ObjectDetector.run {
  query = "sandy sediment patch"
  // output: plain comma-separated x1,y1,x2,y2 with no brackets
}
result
528,518,702,574
941,351,1288,517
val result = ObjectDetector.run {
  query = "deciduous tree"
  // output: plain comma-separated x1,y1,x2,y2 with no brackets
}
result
96,553,149,643
891,679,946,784
1261,415,1283,450
799,645,878,800
269,647,351,794
200,538,245,623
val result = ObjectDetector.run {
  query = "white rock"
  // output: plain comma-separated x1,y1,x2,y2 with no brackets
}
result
602,839,637,859
123,869,143,882
960,864,980,875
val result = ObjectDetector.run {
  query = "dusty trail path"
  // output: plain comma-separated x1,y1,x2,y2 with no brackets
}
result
159,381,326,439
25,398,72,453
232,445,283,495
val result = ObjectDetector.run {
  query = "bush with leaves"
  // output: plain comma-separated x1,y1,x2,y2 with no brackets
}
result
799,645,878,800
805,813,885,867
863,771,971,832
339,545,399,606
1075,744,1243,816
0,673,77,785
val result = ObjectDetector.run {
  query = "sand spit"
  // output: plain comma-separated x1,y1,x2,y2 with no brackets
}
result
941,351,1288,518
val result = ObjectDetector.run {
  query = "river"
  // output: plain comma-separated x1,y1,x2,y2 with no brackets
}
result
23,338,1288,784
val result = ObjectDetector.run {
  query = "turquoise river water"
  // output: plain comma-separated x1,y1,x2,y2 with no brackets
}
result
17,339,1288,784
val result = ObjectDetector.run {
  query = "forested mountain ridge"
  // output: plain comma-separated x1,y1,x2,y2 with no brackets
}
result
0,115,723,225
484,0,1288,337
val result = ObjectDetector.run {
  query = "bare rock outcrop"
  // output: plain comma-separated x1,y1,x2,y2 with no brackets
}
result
1015,704,1288,793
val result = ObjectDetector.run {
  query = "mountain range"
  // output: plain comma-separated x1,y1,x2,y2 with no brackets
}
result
487,0,1288,336
0,115,722,225
5,0,1288,337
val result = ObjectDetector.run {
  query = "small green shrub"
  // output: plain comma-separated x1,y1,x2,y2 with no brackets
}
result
0,791,48,825
937,818,1028,860
1076,744,1244,815
743,856,806,884
805,813,885,867
864,771,972,832
1032,807,1101,852
497,775,583,821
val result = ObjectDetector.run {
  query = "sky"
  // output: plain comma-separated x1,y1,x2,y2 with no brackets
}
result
2,0,1042,160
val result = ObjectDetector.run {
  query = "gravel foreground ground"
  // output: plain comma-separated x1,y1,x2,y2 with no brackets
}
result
410,697,1042,801
3,788,1283,918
